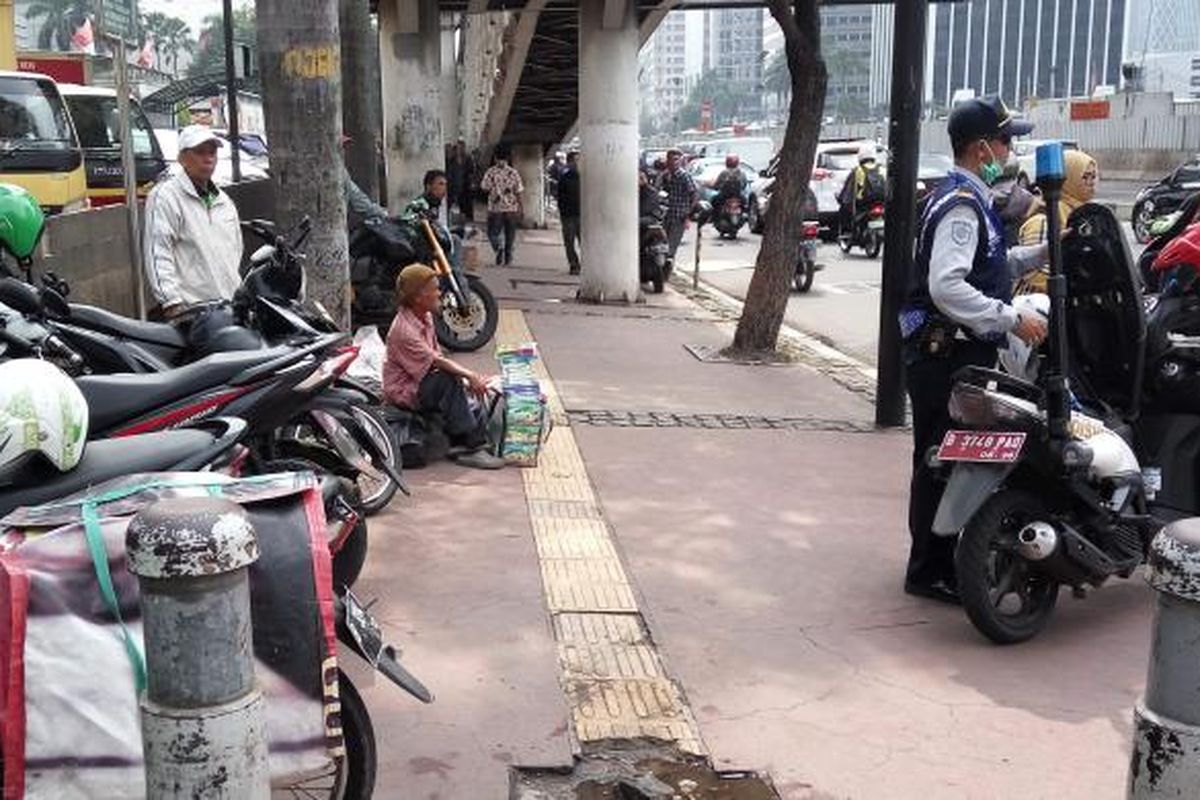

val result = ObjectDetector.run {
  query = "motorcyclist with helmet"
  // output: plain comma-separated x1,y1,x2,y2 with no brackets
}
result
837,143,887,240
712,154,747,210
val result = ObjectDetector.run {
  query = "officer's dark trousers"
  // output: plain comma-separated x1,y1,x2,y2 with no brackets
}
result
905,339,997,587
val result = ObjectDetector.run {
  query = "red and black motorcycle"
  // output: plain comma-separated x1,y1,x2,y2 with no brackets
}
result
838,202,885,259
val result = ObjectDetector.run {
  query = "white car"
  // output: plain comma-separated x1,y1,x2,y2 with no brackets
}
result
153,128,269,186
810,139,888,239
1012,138,1078,188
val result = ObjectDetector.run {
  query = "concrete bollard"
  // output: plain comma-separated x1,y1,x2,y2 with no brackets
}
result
126,497,270,799
1129,518,1200,797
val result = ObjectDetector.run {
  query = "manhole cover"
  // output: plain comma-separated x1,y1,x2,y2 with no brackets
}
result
512,744,779,799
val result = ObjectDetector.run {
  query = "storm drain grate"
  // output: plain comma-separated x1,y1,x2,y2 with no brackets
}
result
566,409,880,433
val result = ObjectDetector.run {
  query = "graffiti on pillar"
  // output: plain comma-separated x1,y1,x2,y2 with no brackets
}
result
281,44,341,80
393,102,441,157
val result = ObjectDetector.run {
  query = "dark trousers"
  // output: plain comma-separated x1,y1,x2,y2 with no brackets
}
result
456,191,473,221
487,211,519,265
904,339,997,587
664,217,687,263
417,370,485,447
561,215,581,273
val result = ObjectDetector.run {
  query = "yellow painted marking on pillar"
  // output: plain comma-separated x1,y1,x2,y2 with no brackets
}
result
499,309,705,756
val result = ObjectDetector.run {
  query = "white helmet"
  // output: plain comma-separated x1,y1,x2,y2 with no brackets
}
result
857,144,877,163
1000,293,1050,383
0,359,88,478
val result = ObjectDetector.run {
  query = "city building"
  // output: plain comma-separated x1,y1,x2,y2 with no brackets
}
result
705,8,763,120
639,12,690,131
1124,0,1200,99
821,6,875,120
926,0,1130,112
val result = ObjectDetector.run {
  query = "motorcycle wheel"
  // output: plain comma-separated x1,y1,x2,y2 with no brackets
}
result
865,231,882,259
1132,201,1152,244
794,259,814,293
273,670,377,799
262,458,369,589
955,489,1060,645
435,274,498,352
350,405,400,516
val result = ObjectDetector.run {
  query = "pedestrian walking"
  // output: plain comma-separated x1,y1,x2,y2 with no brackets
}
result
447,140,475,221
557,152,581,275
899,96,1048,604
480,150,524,266
656,149,698,263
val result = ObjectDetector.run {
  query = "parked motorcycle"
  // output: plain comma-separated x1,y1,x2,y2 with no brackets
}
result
0,256,406,518
348,215,498,351
838,202,885,258
639,204,673,294
794,219,823,293
931,202,1180,644
1137,192,1200,292
713,195,747,239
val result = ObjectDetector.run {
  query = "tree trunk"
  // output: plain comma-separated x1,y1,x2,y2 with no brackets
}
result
730,0,826,354
339,0,380,203
256,0,351,328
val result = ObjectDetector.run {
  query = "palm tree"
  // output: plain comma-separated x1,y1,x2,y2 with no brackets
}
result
26,0,92,52
764,50,791,107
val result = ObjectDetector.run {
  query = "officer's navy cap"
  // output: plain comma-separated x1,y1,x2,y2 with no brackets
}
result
948,96,1034,150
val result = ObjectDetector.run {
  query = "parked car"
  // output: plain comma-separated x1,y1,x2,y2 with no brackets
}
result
810,139,888,240
686,157,758,202
154,127,269,186
916,152,954,209
1012,138,1078,187
1132,156,1200,244
59,84,166,208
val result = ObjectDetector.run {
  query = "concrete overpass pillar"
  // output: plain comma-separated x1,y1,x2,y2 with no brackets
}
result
512,143,545,228
379,0,444,210
577,0,639,303
440,13,460,143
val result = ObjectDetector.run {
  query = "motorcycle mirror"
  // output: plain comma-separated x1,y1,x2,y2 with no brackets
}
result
250,244,277,265
0,278,42,316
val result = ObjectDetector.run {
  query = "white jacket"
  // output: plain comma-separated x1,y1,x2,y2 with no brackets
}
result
142,170,244,310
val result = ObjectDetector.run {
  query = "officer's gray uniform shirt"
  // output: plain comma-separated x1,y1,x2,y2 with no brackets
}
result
927,166,1048,339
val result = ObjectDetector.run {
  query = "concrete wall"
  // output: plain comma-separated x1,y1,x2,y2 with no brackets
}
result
32,180,279,318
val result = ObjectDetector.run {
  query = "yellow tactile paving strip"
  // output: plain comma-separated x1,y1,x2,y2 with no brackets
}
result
497,309,706,756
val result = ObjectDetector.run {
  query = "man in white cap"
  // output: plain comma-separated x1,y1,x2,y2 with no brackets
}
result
143,124,244,319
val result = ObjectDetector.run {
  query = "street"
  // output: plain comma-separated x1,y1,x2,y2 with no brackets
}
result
685,201,1146,367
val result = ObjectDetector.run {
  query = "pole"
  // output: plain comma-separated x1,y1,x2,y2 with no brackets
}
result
1036,142,1069,441
693,222,701,289
222,0,241,183
1129,519,1200,796
113,35,146,320
126,498,269,797
875,0,928,428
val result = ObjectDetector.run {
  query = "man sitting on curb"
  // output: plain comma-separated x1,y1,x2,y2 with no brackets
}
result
383,264,504,470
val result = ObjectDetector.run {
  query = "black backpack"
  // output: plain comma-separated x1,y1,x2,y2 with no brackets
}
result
862,166,887,204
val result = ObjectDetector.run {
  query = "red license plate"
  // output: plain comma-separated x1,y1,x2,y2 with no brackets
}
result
937,430,1027,462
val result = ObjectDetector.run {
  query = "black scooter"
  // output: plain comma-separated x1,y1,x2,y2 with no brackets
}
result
931,147,1170,644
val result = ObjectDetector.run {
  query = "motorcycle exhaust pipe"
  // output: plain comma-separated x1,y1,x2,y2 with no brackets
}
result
1017,521,1059,561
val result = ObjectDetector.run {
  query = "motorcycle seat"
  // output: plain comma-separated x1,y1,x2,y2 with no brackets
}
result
0,429,215,517
78,345,295,434
69,304,188,348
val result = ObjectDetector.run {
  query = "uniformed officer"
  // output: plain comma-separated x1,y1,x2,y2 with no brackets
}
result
900,96,1049,604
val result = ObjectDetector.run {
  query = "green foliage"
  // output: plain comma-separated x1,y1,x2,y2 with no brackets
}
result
140,11,194,77
675,70,746,131
187,6,256,78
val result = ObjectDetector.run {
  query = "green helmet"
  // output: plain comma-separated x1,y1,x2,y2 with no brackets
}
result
0,184,44,262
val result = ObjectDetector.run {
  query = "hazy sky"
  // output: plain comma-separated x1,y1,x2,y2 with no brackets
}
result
138,0,253,38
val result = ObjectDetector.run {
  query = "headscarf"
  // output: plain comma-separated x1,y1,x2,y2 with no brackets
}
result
1018,149,1098,246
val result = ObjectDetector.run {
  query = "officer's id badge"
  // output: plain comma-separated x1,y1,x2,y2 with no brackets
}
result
950,219,974,246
